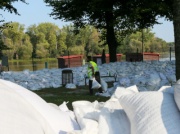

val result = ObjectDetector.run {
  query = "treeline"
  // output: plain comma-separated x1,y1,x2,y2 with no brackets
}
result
0,22,173,60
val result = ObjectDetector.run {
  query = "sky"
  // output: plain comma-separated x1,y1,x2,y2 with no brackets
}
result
1,0,174,42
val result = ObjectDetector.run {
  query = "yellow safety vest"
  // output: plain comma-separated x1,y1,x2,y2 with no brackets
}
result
88,61,98,78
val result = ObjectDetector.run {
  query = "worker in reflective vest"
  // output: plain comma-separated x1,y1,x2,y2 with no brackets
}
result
87,56,103,95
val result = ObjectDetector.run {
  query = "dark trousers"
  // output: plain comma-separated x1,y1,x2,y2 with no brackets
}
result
89,79,93,95
89,71,103,95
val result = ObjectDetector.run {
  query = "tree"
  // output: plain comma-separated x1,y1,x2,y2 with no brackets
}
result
44,0,137,62
0,0,26,14
1,22,29,59
44,0,170,62
132,0,180,80
77,25,102,57
173,0,180,80
117,28,168,54
26,24,38,59
63,25,76,50
56,28,67,56
0,0,27,59
36,23,60,57
0,0,27,31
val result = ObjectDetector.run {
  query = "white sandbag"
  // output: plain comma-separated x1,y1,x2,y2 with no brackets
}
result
138,86,148,91
119,90,180,134
118,77,131,87
59,101,69,112
98,98,130,134
111,86,126,99
112,85,138,99
52,82,61,88
146,73,161,90
0,79,80,134
92,78,101,89
0,60,177,91
0,81,55,134
176,79,180,84
107,85,118,96
159,79,170,87
92,100,105,110
66,83,77,89
72,101,98,134
159,72,167,80
48,103,60,110
126,85,139,92
146,84,158,91
72,100,93,108
67,130,82,134
83,110,100,121
80,101,103,121
158,86,174,94
100,79,108,92
131,76,145,86
59,102,80,131
95,91,111,97
166,74,176,83
174,84,180,111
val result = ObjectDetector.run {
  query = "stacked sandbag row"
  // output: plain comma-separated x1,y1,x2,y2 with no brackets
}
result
99,60,176,91
0,60,176,91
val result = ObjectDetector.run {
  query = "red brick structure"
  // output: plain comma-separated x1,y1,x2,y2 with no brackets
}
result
57,54,123,68
126,52,160,62
92,54,122,64
57,55,83,68
143,52,160,61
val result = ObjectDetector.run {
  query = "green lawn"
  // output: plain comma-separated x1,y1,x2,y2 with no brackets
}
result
33,85,110,110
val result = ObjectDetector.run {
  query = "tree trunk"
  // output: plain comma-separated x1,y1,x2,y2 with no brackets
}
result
173,0,180,80
101,49,106,64
105,10,118,62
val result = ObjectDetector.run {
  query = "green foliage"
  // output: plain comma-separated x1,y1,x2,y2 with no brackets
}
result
117,28,169,54
0,21,170,60
0,0,173,62
0,0,27,33
36,43,49,58
77,26,102,56
26,23,60,58
0,0,27,14
44,0,172,62
44,0,129,61
2,22,28,59
56,31,67,55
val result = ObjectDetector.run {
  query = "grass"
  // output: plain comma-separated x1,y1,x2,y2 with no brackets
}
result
33,85,110,110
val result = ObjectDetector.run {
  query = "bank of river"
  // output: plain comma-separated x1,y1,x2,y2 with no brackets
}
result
3,56,175,72
4,59,58,72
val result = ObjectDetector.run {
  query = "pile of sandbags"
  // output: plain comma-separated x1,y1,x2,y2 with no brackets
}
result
0,60,176,91
1,79,180,134
70,83,180,134
0,79,80,134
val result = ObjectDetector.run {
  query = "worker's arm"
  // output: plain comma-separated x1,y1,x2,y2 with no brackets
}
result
89,62,95,76
91,66,95,77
